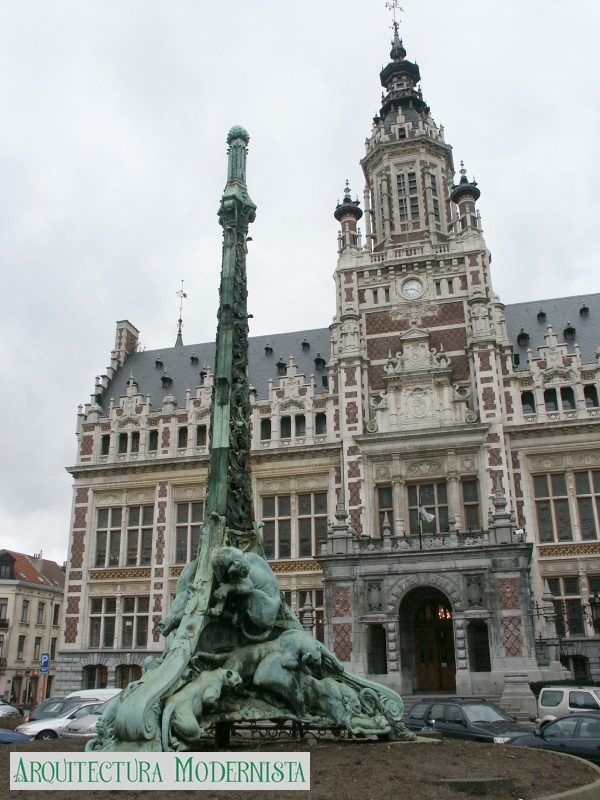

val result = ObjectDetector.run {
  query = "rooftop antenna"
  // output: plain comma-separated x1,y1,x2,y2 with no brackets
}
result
385,0,404,36
175,279,187,346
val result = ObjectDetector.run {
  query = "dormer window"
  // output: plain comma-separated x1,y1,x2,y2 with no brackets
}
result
314,353,326,370
276,357,286,376
537,309,546,323
564,322,576,342
580,303,590,317
190,351,199,365
517,328,530,347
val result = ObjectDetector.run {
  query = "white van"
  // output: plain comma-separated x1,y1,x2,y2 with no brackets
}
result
65,688,121,702
536,686,600,725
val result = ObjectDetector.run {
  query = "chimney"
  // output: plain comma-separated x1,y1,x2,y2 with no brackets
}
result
114,320,140,367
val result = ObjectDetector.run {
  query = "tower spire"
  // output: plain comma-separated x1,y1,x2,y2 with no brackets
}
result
175,279,187,346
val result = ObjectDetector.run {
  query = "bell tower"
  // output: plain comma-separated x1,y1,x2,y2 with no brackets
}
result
329,17,515,541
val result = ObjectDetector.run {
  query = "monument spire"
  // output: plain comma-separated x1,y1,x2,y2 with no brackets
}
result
205,125,256,530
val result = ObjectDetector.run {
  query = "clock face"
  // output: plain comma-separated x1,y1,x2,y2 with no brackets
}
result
401,278,424,300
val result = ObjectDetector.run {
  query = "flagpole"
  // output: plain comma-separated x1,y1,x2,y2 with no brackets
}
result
418,492,423,551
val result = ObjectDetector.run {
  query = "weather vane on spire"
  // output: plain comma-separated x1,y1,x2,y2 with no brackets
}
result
175,279,187,346
385,0,404,35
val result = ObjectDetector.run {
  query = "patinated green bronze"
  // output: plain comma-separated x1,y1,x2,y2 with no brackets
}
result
88,128,416,752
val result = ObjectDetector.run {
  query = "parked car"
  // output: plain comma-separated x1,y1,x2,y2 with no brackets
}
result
65,689,121,702
0,698,23,718
15,702,102,740
510,713,600,765
63,699,114,739
27,697,73,722
534,686,600,726
0,729,33,744
405,699,534,743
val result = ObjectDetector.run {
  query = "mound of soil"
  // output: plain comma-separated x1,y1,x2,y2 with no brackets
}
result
1,734,598,800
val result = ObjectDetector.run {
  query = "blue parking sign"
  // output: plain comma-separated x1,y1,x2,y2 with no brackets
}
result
40,653,50,674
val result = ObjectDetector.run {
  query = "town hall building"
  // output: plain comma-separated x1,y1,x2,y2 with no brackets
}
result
56,27,600,706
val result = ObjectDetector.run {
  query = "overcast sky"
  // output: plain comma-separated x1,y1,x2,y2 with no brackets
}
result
1,0,599,565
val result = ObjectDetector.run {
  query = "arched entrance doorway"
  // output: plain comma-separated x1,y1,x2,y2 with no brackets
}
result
399,587,456,692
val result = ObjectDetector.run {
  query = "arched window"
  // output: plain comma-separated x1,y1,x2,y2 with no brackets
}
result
367,625,387,674
83,664,108,690
468,621,491,672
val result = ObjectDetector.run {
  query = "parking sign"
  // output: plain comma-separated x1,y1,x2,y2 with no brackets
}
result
40,653,50,674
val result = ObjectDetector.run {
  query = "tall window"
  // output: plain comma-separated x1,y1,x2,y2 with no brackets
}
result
0,599,7,623
196,425,207,447
126,506,154,566
89,598,117,648
116,664,142,689
83,664,108,690
534,474,572,542
408,483,449,534
298,493,328,557
100,435,110,456
52,605,60,626
20,600,29,623
177,427,188,448
50,637,57,661
295,415,306,437
260,419,271,440
34,637,41,660
118,433,128,454
575,471,600,540
130,431,140,453
585,385,599,408
561,387,576,411
544,389,558,412
408,172,420,220
261,496,291,559
175,502,204,564
36,602,45,625
121,597,150,649
397,174,408,221
17,635,25,660
547,578,584,636
521,391,536,414
148,430,158,451
0,636,4,658
430,173,440,222
377,486,393,535
462,481,480,530
95,508,122,567
280,416,292,439
315,413,327,435
468,621,491,672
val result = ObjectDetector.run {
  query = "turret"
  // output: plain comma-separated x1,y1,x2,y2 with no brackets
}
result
451,162,481,233
379,26,428,125
334,181,363,253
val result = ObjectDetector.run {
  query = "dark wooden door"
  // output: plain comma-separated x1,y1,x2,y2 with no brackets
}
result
414,600,456,691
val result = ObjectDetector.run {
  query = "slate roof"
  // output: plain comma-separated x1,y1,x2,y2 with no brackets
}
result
99,294,600,411
100,328,332,412
504,293,600,367
0,550,65,589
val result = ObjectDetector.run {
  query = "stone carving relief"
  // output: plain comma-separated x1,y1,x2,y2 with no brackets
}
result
95,491,126,506
127,489,155,504
406,460,444,476
172,486,204,501
573,452,600,467
366,582,383,613
466,575,484,609
529,456,565,470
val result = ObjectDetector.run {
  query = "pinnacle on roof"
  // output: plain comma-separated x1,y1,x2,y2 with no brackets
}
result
451,161,481,204
334,180,363,222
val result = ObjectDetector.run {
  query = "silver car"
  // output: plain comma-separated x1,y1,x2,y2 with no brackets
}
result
15,702,102,740
0,698,23,718
63,699,113,739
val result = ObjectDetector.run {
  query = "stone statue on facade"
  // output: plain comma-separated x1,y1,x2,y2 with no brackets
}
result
88,127,415,752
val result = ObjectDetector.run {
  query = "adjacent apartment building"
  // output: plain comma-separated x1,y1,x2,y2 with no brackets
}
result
56,29,600,699
0,550,65,704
